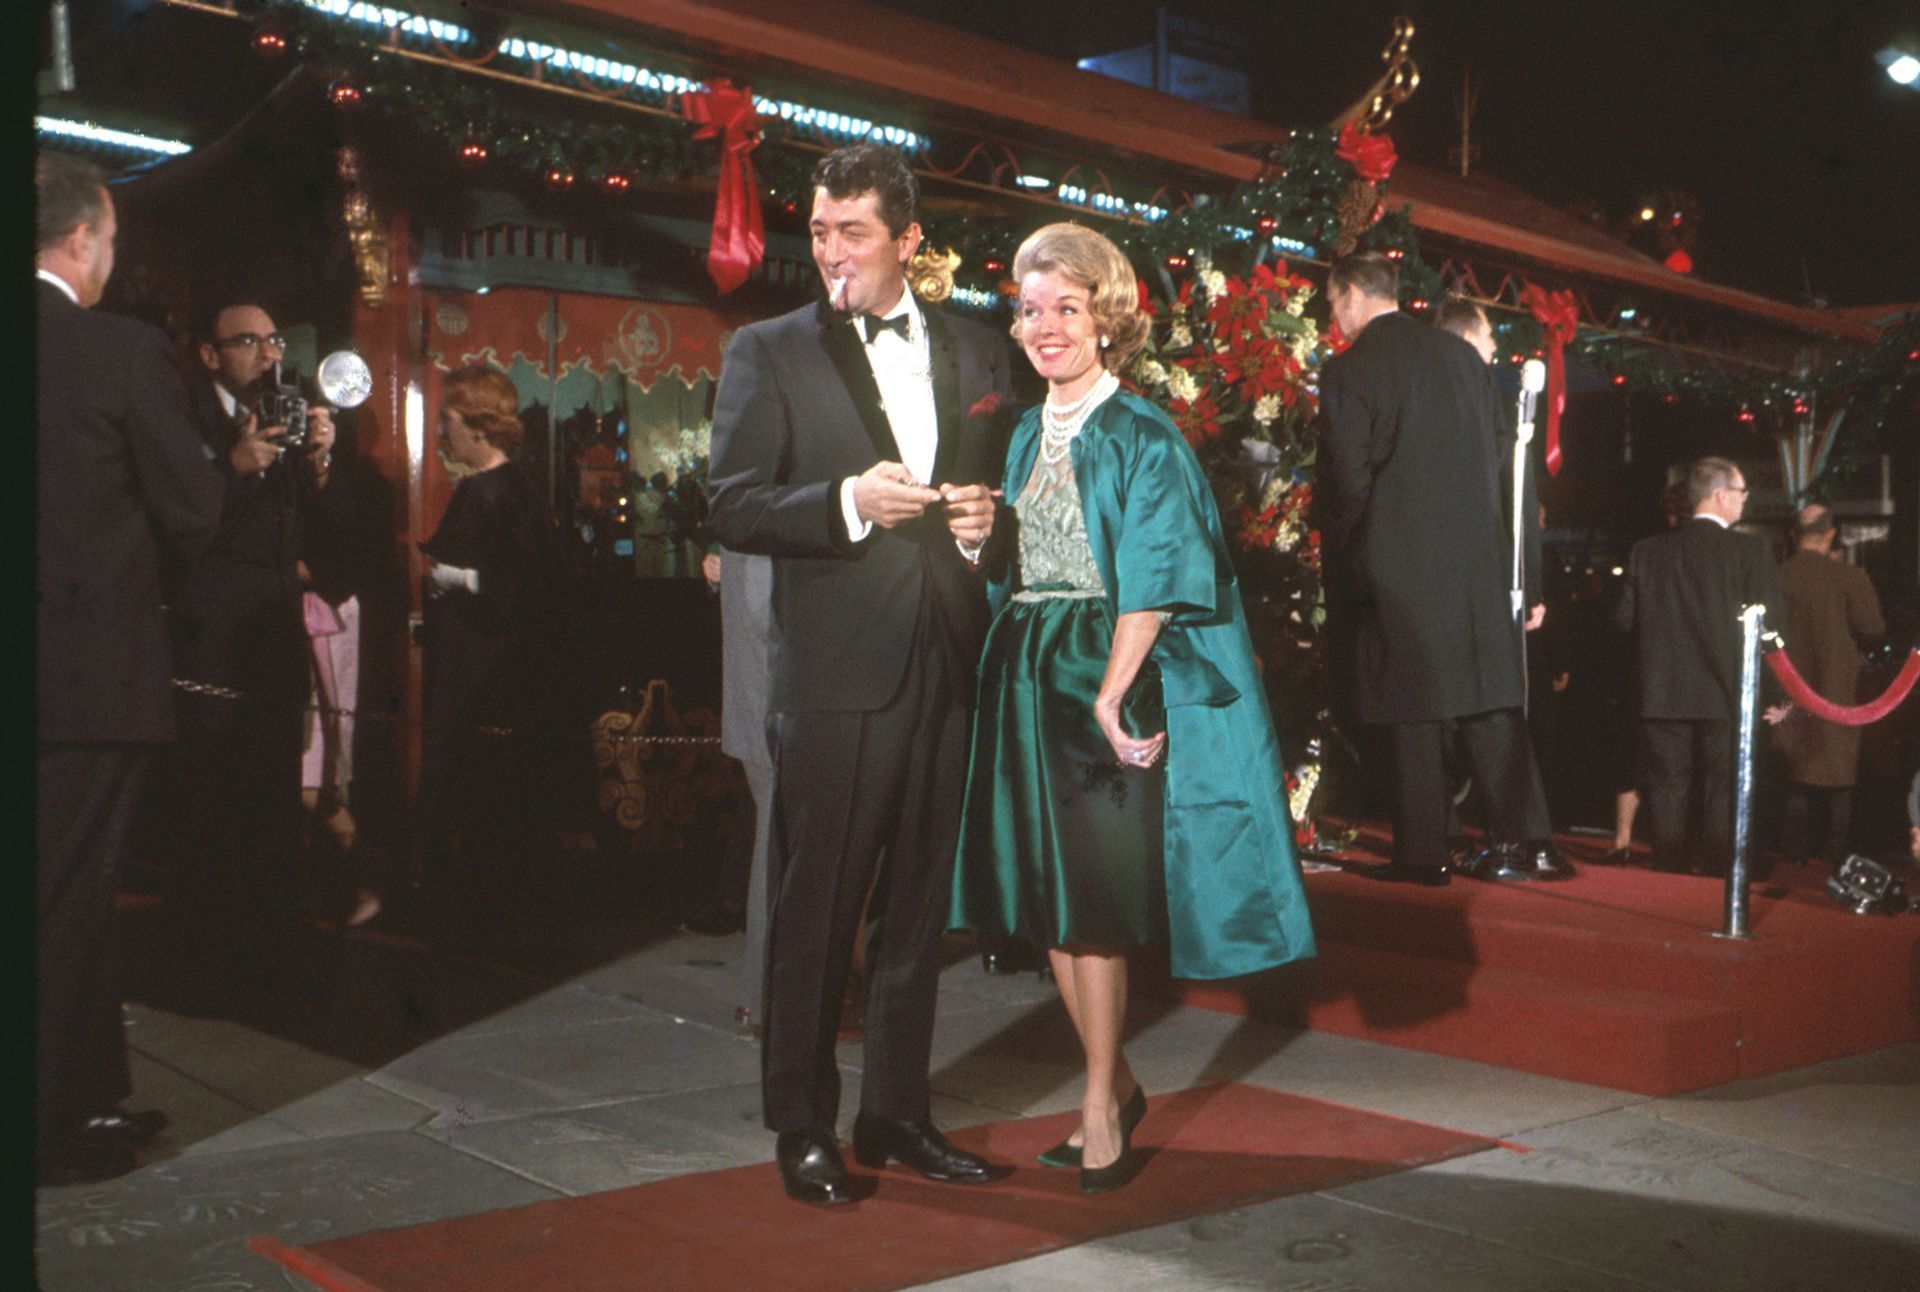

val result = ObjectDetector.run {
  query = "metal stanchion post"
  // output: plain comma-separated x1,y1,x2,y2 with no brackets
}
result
1712,603,1766,941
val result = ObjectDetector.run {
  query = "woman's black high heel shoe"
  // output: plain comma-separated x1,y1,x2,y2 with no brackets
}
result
1038,1083,1146,1168
1036,1075,1136,1167
1078,1103,1141,1194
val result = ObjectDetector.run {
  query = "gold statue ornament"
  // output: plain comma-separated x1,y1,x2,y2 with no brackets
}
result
1332,17,1421,132
907,244,961,304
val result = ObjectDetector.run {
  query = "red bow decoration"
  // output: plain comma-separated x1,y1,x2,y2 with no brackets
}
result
1335,122,1398,184
681,80,766,295
1520,283,1579,476
967,393,1003,419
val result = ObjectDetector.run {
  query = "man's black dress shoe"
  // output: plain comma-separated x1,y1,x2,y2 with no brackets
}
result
37,1140,136,1187
775,1131,863,1205
75,1108,169,1147
851,1113,1012,1183
1460,842,1534,881
1527,840,1577,881
1368,862,1450,887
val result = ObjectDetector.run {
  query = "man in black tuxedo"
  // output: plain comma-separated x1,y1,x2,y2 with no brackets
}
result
1431,298,1570,879
151,299,346,982
707,143,1012,1204
1616,457,1783,874
1318,254,1551,886
36,153,223,1183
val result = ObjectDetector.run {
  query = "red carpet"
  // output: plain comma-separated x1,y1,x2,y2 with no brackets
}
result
251,1084,1494,1292
1150,827,1920,1096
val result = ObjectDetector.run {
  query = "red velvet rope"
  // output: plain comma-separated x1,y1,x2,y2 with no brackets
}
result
1765,647,1920,725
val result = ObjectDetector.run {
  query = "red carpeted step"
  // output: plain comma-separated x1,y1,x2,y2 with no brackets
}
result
252,1084,1496,1292
1169,941,1744,1095
1143,842,1920,1095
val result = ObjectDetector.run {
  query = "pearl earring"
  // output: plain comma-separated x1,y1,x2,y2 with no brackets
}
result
1099,336,1110,348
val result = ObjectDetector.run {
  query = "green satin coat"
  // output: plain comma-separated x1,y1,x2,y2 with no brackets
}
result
991,392,1317,980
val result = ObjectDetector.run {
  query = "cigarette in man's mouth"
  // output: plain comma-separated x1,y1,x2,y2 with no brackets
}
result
831,276,850,310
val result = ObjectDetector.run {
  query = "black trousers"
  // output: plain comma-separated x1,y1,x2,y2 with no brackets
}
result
38,744,148,1155
1782,783,1852,864
1389,707,1548,869
761,625,969,1134
1640,719,1733,873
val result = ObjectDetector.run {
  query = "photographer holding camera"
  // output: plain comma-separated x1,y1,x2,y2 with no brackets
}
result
148,300,353,994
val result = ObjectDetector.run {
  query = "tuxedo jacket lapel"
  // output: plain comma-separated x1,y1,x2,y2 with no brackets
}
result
925,307,961,485
815,300,903,464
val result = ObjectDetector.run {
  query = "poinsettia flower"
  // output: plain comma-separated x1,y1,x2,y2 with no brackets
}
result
1335,122,1397,183
1169,391,1224,446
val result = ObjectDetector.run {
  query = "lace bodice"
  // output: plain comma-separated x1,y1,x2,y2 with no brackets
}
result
1013,446,1106,599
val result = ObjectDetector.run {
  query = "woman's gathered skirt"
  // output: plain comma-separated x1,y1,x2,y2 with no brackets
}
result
951,594,1167,949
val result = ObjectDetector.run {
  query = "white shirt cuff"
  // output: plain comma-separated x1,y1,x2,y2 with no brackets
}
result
839,477,872,543
956,538,984,565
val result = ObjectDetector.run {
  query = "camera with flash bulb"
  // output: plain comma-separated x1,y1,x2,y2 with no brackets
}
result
251,351,375,447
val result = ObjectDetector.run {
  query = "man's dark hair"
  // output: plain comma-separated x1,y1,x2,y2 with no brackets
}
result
1686,456,1741,507
192,298,273,346
1432,297,1488,339
1328,251,1398,302
1795,504,1835,540
37,151,109,250
812,143,918,237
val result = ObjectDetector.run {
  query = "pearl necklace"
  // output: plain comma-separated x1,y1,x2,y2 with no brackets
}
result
1039,371,1118,464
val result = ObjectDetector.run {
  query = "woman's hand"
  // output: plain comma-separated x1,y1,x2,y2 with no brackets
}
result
1094,694,1166,770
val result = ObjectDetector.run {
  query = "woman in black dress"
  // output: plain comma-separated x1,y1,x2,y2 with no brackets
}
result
419,365,558,917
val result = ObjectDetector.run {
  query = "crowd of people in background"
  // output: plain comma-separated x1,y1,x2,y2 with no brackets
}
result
36,142,1918,1194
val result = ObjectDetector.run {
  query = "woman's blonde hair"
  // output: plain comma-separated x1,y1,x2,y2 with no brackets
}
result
441,365,526,455
1009,222,1150,372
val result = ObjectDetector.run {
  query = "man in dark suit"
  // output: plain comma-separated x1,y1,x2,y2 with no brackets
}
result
151,299,346,983
36,152,224,1183
1318,254,1551,886
707,143,1012,1205
1616,457,1784,874
1431,298,1570,878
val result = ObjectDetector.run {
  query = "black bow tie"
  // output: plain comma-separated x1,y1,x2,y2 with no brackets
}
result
863,312,911,344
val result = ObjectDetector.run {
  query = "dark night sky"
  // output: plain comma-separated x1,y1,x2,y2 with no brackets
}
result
874,0,1920,309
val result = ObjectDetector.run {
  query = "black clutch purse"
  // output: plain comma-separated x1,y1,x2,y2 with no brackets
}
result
1121,659,1166,740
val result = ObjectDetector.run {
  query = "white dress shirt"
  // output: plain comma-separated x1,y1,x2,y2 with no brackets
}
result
37,268,80,306
839,285,938,543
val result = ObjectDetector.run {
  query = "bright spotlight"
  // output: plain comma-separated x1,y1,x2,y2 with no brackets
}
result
1890,54,1920,85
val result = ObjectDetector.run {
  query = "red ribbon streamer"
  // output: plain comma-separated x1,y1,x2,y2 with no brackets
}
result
681,80,766,295
1334,122,1398,183
1520,284,1578,476
1765,647,1920,726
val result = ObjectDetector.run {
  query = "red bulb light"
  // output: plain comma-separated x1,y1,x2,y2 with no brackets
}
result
1612,374,1628,386
1385,248,1405,261
457,141,489,168
252,29,289,57
328,80,362,109
982,259,1005,274
1165,254,1189,270
602,173,632,193
1256,217,1279,234
544,167,575,192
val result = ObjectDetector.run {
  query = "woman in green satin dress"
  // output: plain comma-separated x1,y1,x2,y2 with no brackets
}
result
951,225,1316,1193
